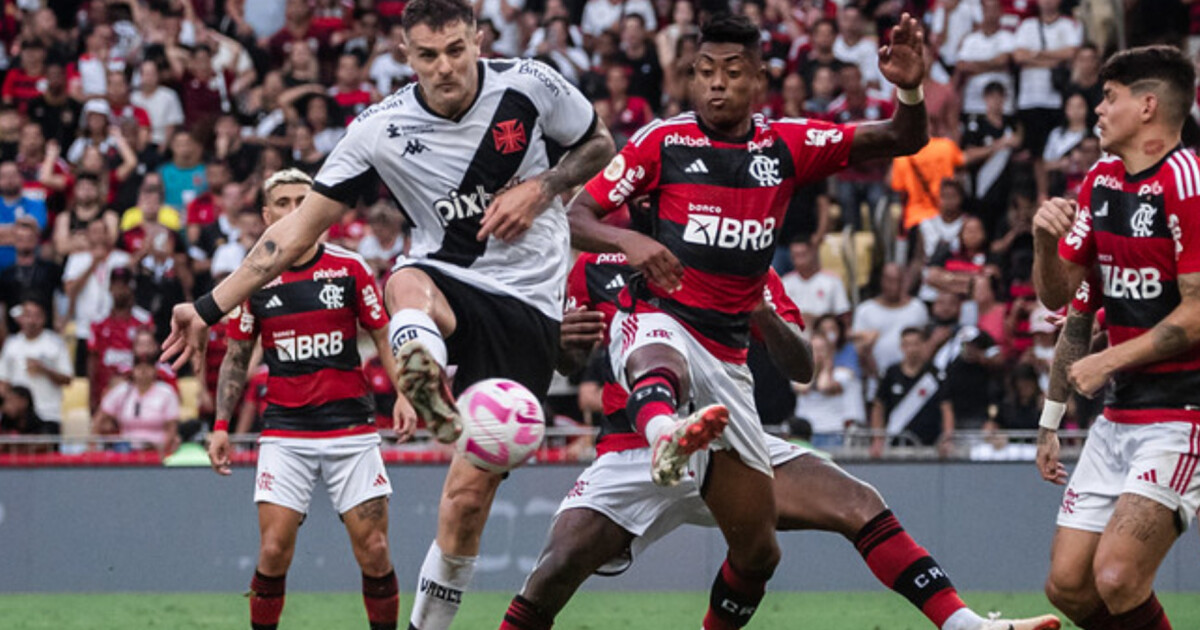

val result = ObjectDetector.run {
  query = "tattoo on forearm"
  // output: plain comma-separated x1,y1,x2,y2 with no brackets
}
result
244,239,283,279
1151,323,1190,357
215,338,255,425
1048,310,1094,402
352,496,388,523
543,131,614,198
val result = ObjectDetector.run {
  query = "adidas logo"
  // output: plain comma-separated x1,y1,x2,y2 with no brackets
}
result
1136,469,1158,484
684,159,709,174
373,473,388,487
265,295,284,309
605,274,626,291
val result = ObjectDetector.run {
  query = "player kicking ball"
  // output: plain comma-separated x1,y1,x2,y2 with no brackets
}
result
165,1,614,628
496,251,1059,630
1032,45,1200,630
205,169,417,630
566,13,932,629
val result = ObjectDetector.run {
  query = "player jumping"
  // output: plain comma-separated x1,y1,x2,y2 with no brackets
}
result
497,251,1059,630
1031,46,1200,630
165,1,614,628
566,13,931,630
205,169,416,630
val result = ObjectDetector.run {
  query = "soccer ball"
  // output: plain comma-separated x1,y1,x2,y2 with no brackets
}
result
456,378,546,473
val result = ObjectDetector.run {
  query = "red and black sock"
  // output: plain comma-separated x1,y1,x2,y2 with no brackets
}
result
627,369,679,436
499,594,553,630
702,558,768,630
854,510,965,628
1081,594,1171,630
363,570,399,630
249,571,286,630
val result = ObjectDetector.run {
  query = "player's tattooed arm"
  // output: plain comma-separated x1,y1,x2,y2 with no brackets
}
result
1047,306,1095,404
539,119,616,201
846,100,930,165
215,337,256,428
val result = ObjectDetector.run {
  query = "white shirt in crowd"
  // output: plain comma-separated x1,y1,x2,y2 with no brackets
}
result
358,234,406,268
62,250,132,340
852,298,930,375
478,0,527,57
370,54,414,95
0,329,72,423
834,35,883,87
1014,15,1083,110
781,270,851,320
930,0,982,67
957,28,1017,115
581,0,657,37
131,86,185,147
795,366,865,434
1043,126,1087,162
211,240,249,278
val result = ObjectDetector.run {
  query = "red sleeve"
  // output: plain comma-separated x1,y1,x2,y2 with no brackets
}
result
1069,266,1102,314
87,322,103,351
354,261,389,330
583,131,661,215
185,198,203,225
773,118,857,185
1169,193,1200,275
1058,169,1097,268
226,302,258,341
565,254,593,312
764,268,804,329
1,72,14,99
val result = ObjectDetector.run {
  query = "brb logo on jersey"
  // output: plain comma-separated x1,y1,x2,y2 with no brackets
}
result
748,155,782,187
682,214,776,251
319,283,345,309
275,330,345,362
1131,203,1157,238
1101,264,1162,300
493,119,527,154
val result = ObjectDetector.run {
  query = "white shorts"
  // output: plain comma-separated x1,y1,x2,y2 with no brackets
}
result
609,311,773,479
255,433,392,515
1057,416,1200,533
554,435,810,574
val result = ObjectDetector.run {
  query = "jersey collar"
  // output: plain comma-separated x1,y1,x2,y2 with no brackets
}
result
1125,144,1183,183
413,61,486,123
694,113,756,145
290,244,324,272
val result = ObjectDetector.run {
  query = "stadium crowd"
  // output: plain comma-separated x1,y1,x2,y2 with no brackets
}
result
0,0,1193,456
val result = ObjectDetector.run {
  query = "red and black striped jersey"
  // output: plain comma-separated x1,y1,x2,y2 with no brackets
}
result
1058,148,1200,423
583,112,854,364
228,244,389,437
566,252,803,453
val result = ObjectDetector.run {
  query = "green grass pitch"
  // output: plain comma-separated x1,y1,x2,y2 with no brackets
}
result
2,592,1200,629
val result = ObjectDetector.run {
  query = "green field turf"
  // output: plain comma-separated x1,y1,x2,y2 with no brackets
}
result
2,592,1199,629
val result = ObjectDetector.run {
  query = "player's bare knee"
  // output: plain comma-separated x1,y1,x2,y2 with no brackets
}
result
840,481,887,534
1093,561,1149,610
258,538,294,572
384,267,436,311
731,535,781,577
440,488,490,535
626,346,691,401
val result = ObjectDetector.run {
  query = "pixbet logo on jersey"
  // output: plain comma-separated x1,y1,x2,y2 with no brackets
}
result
436,185,494,223
275,330,346,362
682,214,776,251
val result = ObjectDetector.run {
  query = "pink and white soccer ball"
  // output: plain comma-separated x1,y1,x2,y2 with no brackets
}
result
455,378,546,473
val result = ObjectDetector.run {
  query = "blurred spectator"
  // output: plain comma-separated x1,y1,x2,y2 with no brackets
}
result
972,273,1009,352
814,313,862,382
931,290,1002,432
910,178,967,303
891,132,965,232
852,262,929,380
990,190,1036,284
2,40,48,115
776,73,808,119
793,333,862,447
26,61,81,150
617,15,664,113
369,23,415,94
1064,43,1102,124
582,0,657,39
0,160,48,269
344,9,385,58
781,237,851,327
212,208,267,278
930,0,983,72
93,355,180,453
329,51,379,125
533,17,590,87
925,215,998,310
73,24,117,102
1023,303,1057,392
994,363,1043,431
265,0,328,70
120,174,182,236
131,241,192,345
184,162,235,238
212,115,261,183
52,172,119,257
832,6,881,90
176,45,232,139
961,81,1021,230
63,220,131,376
804,65,838,116
596,65,654,147
655,0,697,79
922,37,963,143
104,69,151,150
359,201,408,278
798,19,844,92
158,130,207,210
298,94,346,155
1014,0,1082,198
1043,92,1091,198
476,0,525,57
0,219,60,336
0,385,56,441
328,204,368,249
130,59,184,149
0,300,71,434
956,0,1017,118
827,64,892,231
870,326,950,456
67,99,115,164
87,267,152,410
191,183,247,277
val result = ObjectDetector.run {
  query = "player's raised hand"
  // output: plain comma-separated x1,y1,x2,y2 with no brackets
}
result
561,307,607,351
160,302,210,371
391,394,418,443
1032,197,1077,244
477,179,552,243
878,13,925,90
1068,352,1112,398
1036,427,1068,485
620,232,683,293
207,429,232,476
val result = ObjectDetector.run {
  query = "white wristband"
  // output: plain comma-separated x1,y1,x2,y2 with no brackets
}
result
897,85,924,106
1038,400,1067,431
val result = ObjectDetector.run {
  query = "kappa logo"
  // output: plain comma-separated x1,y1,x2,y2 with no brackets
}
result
493,119,527,154
684,159,709,174
748,155,782,186
805,127,843,147
605,274,626,291
402,138,430,157
1131,202,1156,238
319,283,345,309
265,295,284,309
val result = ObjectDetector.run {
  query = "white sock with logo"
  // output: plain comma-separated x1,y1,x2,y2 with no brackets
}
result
388,309,448,369
409,541,477,630
941,607,985,630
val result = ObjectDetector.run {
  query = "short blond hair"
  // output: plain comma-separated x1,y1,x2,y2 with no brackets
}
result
263,168,313,203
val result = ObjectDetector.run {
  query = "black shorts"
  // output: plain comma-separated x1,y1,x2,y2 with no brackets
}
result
413,264,560,399
1019,107,1064,160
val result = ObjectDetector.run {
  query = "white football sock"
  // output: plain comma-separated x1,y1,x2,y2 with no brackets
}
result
941,607,985,630
389,309,448,369
409,541,477,630
644,414,677,445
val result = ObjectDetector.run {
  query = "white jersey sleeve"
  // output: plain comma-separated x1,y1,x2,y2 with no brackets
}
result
312,99,389,205
514,58,598,149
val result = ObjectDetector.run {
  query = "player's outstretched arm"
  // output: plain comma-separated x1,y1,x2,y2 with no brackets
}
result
752,304,813,384
208,337,256,476
1069,272,1200,397
568,191,683,292
162,192,346,369
1032,197,1088,310
847,13,929,165
1036,306,1094,485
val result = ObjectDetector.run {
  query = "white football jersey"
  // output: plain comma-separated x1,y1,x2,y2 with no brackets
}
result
314,58,598,320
